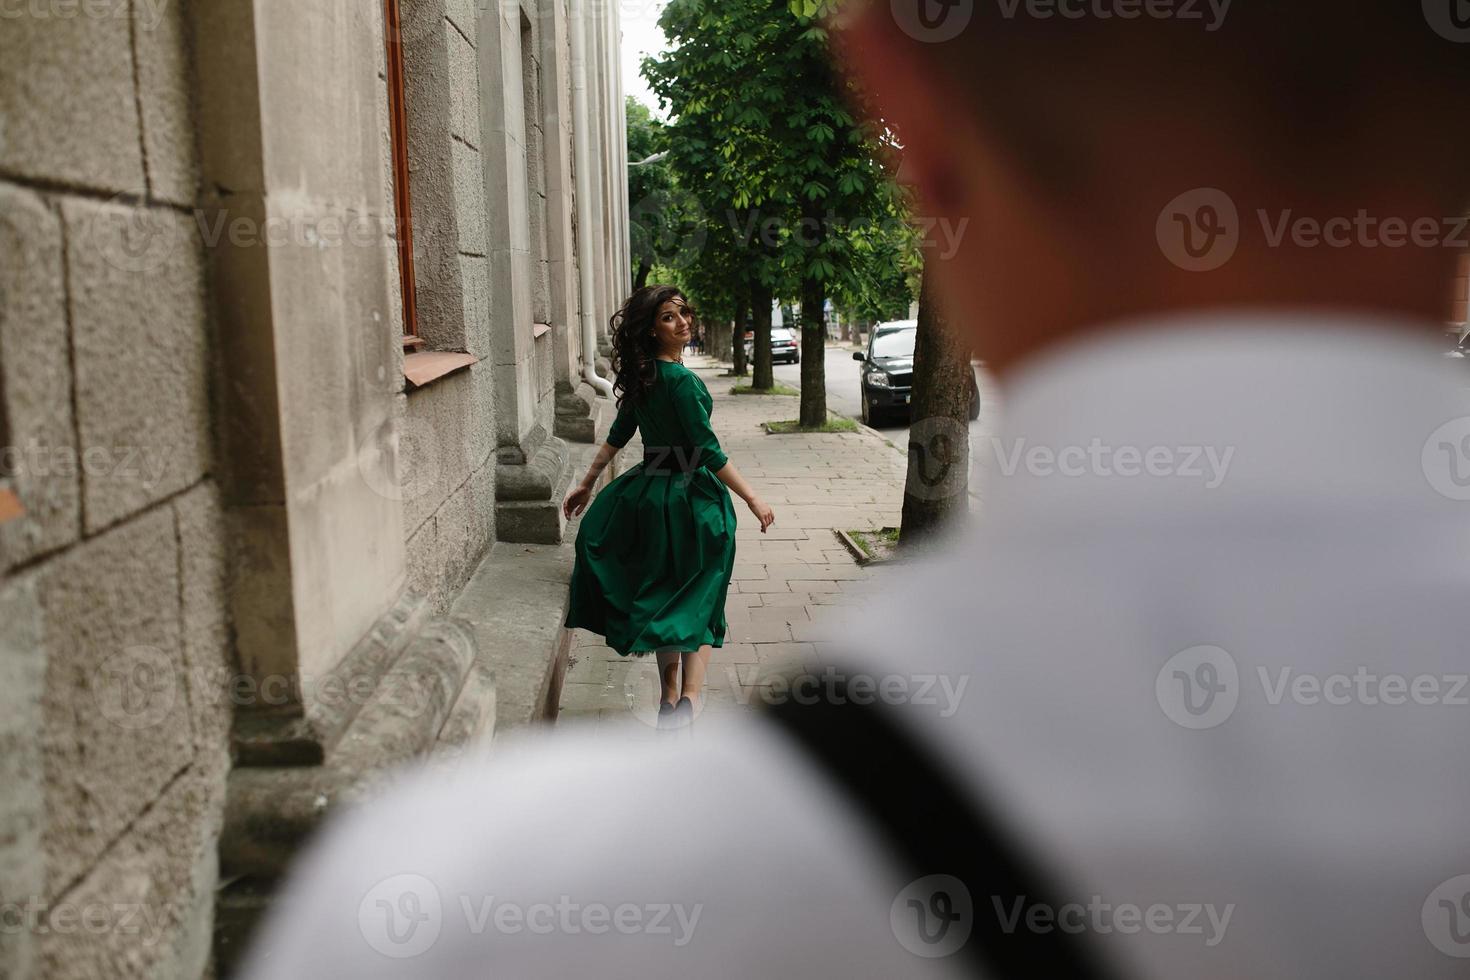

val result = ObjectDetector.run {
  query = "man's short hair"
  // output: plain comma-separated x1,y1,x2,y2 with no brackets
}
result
889,1,1470,205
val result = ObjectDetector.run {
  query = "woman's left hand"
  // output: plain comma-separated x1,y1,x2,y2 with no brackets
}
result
563,483,592,519
747,497,775,533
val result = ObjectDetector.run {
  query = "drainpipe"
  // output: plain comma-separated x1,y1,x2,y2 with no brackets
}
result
571,0,615,399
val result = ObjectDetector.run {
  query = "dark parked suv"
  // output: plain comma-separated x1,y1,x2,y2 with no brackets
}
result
853,320,980,426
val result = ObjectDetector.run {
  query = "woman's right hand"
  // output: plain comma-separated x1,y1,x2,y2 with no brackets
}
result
747,497,775,533
563,483,592,519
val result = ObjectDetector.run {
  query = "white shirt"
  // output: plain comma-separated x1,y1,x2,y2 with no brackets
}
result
238,311,1470,979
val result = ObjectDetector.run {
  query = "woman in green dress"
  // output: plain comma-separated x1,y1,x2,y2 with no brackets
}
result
562,285,776,730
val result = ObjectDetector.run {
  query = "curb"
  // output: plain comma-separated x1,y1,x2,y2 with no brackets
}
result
834,528,874,565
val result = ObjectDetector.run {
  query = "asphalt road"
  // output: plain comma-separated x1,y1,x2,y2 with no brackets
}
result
770,343,1000,454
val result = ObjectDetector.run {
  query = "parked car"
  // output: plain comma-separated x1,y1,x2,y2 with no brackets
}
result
743,327,800,364
852,319,981,426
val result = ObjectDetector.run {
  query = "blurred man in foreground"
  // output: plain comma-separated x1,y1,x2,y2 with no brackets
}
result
238,2,1470,977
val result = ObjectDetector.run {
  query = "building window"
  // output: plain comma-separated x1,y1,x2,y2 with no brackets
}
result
381,0,480,388
384,0,421,348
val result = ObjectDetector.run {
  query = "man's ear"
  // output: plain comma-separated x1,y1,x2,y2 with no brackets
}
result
831,4,967,214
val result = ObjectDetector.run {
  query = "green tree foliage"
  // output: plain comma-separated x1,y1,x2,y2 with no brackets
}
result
641,0,905,413
627,97,708,292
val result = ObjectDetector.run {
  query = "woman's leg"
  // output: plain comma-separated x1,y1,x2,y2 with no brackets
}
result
679,645,713,706
656,651,681,705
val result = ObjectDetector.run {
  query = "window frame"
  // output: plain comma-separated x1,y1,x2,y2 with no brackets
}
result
383,0,420,348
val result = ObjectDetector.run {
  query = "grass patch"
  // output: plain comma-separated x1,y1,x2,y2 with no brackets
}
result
848,526,901,562
764,416,859,434
730,382,800,396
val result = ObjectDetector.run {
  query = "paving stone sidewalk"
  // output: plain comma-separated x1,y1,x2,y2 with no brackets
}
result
557,350,913,736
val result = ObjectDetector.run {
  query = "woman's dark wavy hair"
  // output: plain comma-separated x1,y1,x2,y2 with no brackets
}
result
608,284,695,410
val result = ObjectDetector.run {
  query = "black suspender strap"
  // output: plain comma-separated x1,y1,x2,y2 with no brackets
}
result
761,677,1123,980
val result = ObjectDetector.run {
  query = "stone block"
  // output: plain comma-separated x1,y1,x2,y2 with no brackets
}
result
195,191,286,505
403,368,478,535
448,24,481,147
0,3,145,194
470,451,495,523
405,505,442,613
34,766,224,980
254,1,387,213
266,203,394,488
175,481,234,776
451,138,488,256
0,185,81,571
0,576,45,980
62,197,209,532
445,0,478,44
405,472,491,615
495,432,565,501
493,498,563,544
286,469,406,682
460,253,490,353
38,507,195,895
191,0,268,195
134,0,199,205
225,502,298,684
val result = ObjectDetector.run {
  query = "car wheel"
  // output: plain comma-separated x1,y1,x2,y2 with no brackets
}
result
793,354,799,364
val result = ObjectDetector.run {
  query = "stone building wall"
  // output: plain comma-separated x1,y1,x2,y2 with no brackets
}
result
0,3,231,977
0,0,630,977
392,0,500,613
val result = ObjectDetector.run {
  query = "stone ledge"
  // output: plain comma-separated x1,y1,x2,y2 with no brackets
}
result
215,400,624,972
496,390,616,544
214,607,479,975
231,592,427,767
219,615,477,879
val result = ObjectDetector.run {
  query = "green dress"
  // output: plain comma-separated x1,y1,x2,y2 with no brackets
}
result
564,359,737,656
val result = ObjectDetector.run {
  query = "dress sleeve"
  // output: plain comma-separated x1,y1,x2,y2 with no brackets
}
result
672,371,729,472
607,396,638,448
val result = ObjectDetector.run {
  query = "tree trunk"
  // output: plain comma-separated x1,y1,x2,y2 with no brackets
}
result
731,284,750,377
633,258,652,291
798,276,827,427
899,259,971,551
750,281,773,390
713,318,732,361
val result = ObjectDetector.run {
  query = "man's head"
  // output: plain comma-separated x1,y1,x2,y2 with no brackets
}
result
835,1,1470,375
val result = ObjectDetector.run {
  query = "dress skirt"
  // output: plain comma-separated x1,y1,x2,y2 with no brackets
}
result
564,463,737,656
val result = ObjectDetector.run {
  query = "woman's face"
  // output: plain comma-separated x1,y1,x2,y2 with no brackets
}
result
650,297,692,353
